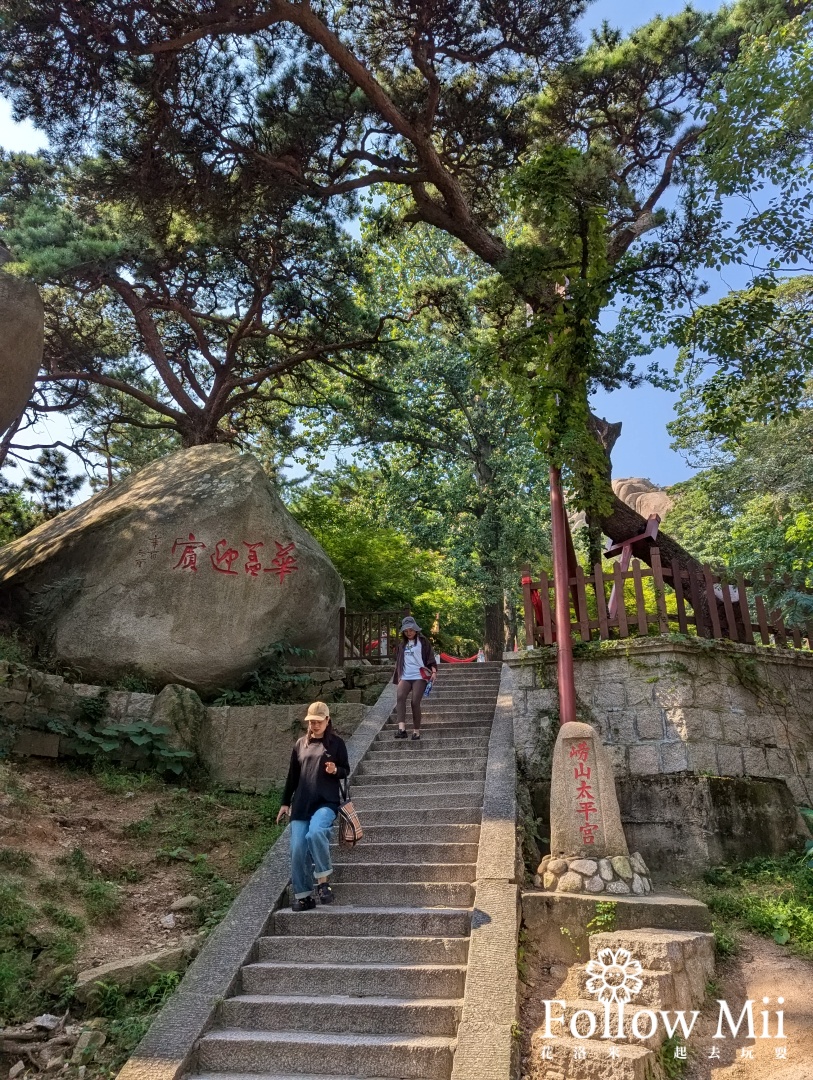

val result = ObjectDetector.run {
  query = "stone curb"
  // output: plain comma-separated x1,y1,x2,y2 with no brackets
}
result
451,663,519,1080
116,681,397,1080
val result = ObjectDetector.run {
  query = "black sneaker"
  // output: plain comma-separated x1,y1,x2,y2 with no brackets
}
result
411,731,421,740
394,728,408,739
317,882,335,905
292,895,316,911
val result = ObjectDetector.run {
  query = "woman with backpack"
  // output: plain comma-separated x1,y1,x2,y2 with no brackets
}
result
276,701,350,911
392,615,437,740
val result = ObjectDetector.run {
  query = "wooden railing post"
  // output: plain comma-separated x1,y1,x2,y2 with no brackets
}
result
521,564,535,648
338,606,346,665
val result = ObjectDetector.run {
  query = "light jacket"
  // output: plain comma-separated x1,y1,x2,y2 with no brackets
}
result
392,633,438,683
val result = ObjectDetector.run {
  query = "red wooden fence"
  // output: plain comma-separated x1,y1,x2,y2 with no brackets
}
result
521,549,813,651
339,607,410,664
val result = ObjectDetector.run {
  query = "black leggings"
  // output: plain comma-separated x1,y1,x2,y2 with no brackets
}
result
396,679,427,729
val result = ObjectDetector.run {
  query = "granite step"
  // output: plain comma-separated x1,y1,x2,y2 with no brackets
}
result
366,741,491,760
332,861,476,883
330,881,474,907
240,960,467,998
350,788,484,811
328,823,480,845
373,725,492,742
219,993,464,1036
271,906,471,939
352,768,487,787
255,935,470,965
352,806,482,826
328,841,480,864
196,1030,456,1079
356,756,488,777
349,778,485,798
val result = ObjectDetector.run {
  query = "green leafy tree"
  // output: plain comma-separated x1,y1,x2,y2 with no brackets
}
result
288,472,483,652
667,407,813,624
670,276,813,460
301,217,552,657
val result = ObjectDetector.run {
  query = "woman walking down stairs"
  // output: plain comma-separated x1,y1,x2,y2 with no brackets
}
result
186,662,504,1080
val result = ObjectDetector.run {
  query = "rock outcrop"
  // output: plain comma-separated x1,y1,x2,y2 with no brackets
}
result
0,446,345,690
0,263,44,436
612,477,674,522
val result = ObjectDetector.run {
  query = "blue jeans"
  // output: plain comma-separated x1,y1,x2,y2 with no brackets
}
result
290,806,337,899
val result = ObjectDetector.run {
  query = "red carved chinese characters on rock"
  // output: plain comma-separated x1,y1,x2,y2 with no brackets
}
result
244,542,264,577
265,541,298,583
172,533,206,572
168,533,298,581
569,740,599,845
211,539,240,575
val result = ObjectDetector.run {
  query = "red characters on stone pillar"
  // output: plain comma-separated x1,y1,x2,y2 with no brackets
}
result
570,740,599,844
172,533,206,572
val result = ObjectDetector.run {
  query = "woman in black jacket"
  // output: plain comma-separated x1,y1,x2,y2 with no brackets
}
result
391,615,437,740
276,701,350,911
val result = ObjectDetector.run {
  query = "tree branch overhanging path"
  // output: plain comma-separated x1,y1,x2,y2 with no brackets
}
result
1,0,788,577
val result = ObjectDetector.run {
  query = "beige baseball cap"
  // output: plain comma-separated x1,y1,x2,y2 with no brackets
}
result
305,701,330,720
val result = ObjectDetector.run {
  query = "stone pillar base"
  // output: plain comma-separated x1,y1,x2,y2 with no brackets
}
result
536,852,652,896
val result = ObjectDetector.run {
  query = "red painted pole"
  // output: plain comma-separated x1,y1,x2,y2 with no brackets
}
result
550,464,576,726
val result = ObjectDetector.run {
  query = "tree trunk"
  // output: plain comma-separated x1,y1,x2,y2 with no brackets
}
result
483,599,504,660
586,410,739,634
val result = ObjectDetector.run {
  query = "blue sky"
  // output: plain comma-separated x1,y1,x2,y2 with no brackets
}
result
0,0,748,491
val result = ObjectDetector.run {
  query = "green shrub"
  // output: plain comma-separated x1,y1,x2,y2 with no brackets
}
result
684,853,813,955
0,632,30,664
212,640,314,706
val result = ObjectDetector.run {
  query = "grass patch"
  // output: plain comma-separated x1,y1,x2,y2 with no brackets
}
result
92,763,166,795
56,846,96,879
122,817,155,839
0,879,42,1022
0,847,34,872
680,852,813,956
41,903,86,933
82,880,122,923
92,970,182,1075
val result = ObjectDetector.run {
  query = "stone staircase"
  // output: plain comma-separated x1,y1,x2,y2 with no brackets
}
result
188,662,503,1080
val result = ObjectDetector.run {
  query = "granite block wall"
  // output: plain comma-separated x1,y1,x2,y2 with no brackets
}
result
1,661,380,792
506,638,813,808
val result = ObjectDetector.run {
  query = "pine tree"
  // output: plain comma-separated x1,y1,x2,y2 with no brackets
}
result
22,449,84,518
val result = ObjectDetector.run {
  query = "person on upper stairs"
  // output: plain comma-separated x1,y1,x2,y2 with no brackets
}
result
276,701,350,911
392,615,437,741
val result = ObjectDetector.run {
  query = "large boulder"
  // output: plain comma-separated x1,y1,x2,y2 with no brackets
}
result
0,446,345,691
611,477,674,522
0,265,44,436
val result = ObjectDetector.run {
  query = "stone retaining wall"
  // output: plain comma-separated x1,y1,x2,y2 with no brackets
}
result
507,639,813,872
1,661,388,791
507,639,813,806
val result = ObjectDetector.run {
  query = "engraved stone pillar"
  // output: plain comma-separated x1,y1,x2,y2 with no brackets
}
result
541,720,653,895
